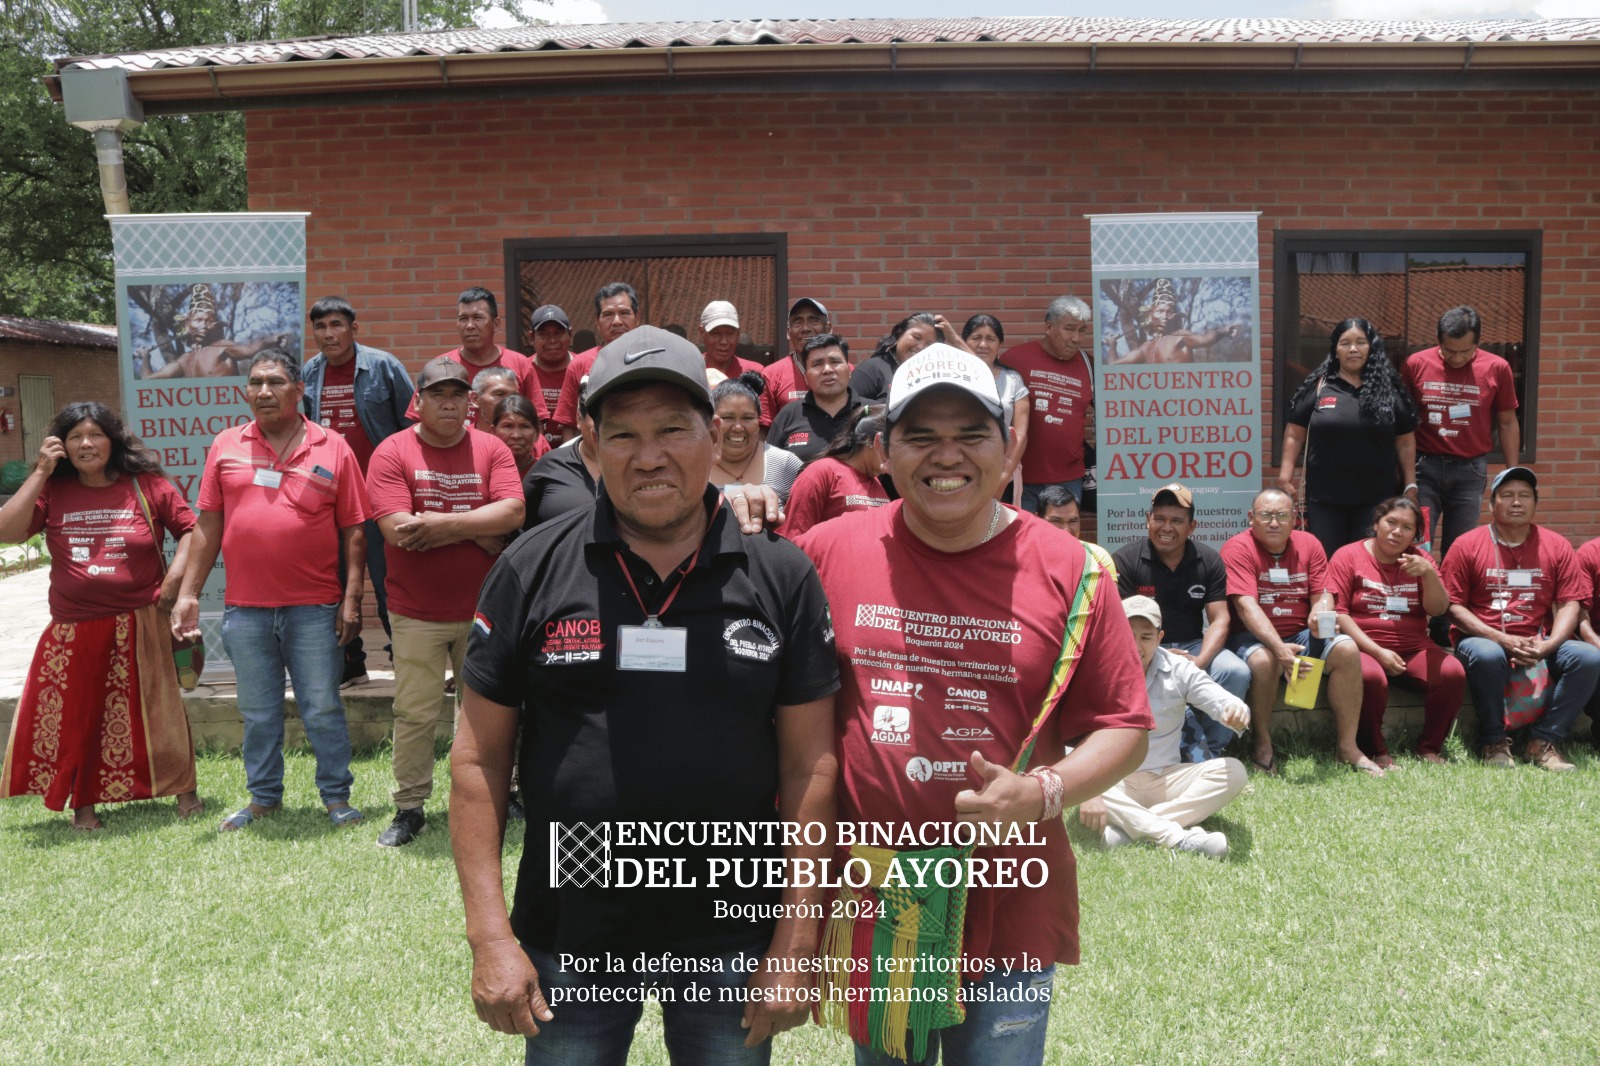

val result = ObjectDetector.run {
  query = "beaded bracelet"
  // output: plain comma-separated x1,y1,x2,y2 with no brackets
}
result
1028,766,1065,821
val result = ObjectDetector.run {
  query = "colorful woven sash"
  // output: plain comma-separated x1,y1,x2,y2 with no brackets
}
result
816,542,1105,1061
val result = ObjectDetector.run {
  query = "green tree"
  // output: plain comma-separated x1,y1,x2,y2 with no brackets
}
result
0,0,521,323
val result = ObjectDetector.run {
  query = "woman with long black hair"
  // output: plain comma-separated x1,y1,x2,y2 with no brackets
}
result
0,402,202,830
1279,318,1418,556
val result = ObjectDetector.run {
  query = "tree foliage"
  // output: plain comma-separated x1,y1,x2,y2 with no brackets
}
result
0,0,514,324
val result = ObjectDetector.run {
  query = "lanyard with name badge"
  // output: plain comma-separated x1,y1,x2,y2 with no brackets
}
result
613,543,701,673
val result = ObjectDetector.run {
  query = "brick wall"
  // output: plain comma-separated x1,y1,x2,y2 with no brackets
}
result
245,88,1600,541
0,343,122,468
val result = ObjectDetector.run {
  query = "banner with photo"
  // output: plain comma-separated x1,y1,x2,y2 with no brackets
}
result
1089,212,1262,548
112,213,309,661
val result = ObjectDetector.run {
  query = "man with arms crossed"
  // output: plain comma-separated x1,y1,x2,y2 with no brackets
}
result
796,345,1150,1066
450,326,839,1063
367,357,524,847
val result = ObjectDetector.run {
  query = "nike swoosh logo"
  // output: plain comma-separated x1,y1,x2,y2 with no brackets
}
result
622,347,665,365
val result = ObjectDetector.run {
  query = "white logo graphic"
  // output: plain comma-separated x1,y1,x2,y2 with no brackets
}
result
1034,397,1049,411
945,685,988,714
86,564,116,576
941,726,994,741
871,678,924,701
905,757,933,782
871,705,912,746
71,547,90,561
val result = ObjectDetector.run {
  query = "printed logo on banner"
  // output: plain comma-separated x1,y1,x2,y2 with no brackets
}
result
550,822,612,887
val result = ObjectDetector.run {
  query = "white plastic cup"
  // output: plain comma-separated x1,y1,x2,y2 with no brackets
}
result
1315,611,1337,640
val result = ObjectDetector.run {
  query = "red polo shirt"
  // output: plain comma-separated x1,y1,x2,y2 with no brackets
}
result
1220,528,1327,640
197,417,369,607
551,347,600,430
760,356,810,418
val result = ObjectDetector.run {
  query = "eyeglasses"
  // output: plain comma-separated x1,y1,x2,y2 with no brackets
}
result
1255,511,1292,523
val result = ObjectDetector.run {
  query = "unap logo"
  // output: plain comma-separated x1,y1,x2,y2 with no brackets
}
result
870,677,924,701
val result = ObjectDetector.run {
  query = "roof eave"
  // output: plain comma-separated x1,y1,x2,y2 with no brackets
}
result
43,40,1600,108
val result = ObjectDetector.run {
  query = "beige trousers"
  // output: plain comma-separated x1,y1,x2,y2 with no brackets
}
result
1101,758,1247,848
389,613,471,809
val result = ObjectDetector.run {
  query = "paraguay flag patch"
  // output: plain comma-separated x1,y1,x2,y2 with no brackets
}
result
473,613,493,639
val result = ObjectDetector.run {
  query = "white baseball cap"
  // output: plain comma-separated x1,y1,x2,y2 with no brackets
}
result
701,300,740,331
886,344,1004,423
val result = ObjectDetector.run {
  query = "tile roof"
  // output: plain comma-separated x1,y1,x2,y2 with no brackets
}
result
55,18,1600,72
0,316,118,349
1298,265,1525,347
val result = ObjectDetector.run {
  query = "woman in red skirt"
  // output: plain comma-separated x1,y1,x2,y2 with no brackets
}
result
1326,496,1465,769
0,402,201,829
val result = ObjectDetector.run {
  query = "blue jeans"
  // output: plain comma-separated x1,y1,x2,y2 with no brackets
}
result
1454,637,1600,746
523,944,769,1066
1416,453,1487,557
1020,479,1082,517
854,965,1056,1066
1166,638,1251,762
221,604,354,807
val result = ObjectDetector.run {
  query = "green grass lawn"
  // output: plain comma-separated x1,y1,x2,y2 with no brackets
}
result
2,739,1597,1065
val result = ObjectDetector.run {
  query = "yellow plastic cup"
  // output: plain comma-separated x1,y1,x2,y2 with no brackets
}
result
1283,655,1325,709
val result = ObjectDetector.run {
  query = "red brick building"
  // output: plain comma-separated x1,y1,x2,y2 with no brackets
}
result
49,17,1600,536
0,317,119,468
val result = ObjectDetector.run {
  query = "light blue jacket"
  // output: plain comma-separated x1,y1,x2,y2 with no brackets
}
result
301,344,415,445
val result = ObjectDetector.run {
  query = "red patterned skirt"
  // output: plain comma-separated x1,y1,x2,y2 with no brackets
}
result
2,604,197,810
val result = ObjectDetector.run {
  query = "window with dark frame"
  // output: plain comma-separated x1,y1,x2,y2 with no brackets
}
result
1273,231,1541,465
504,234,787,364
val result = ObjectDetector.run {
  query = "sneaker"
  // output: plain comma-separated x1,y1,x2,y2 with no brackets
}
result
1174,828,1229,859
1525,738,1576,772
1480,738,1515,769
340,670,370,690
507,792,525,822
377,807,426,847
1103,825,1131,850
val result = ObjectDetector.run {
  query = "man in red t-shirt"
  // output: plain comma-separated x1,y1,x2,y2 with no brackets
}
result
527,304,573,448
796,345,1150,1064
302,295,417,687
406,287,549,425
551,282,642,440
1220,486,1360,776
1576,535,1600,728
1441,467,1600,770
759,297,833,420
1403,305,1521,556
366,357,525,847
175,349,370,832
998,295,1095,513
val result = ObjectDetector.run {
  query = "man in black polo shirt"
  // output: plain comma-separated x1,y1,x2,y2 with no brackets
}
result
450,325,839,1065
1112,484,1250,762
767,333,860,462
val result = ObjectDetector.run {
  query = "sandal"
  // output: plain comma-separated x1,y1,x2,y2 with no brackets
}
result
71,807,103,832
327,803,364,829
177,792,205,819
1250,753,1282,777
219,803,277,832
1416,750,1447,766
1346,758,1386,778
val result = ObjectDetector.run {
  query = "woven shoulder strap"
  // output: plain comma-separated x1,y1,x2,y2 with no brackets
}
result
1008,539,1106,777
129,474,168,578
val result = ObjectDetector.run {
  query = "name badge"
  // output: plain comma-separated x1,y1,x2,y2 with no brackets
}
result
1269,567,1291,584
1507,570,1534,588
1384,595,1409,614
617,625,687,672
252,468,283,489
1448,403,1471,420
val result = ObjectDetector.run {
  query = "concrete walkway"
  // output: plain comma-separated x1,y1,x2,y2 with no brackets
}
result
0,566,435,751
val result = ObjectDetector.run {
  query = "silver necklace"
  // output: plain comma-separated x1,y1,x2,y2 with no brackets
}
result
979,500,1003,544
